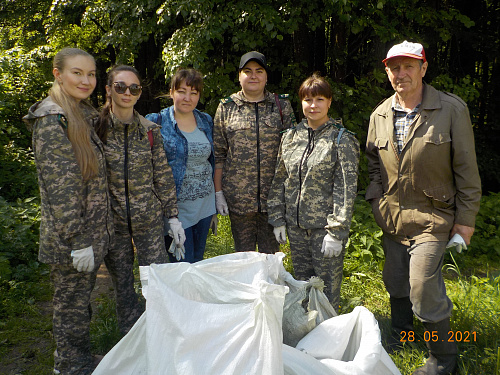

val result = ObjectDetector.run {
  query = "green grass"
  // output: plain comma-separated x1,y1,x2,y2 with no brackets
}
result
0,214,498,374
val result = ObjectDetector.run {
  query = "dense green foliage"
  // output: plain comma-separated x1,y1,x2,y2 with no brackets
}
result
1,2,498,372
0,197,40,281
1,0,499,187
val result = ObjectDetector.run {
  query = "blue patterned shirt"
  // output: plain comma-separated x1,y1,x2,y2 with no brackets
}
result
392,95,420,154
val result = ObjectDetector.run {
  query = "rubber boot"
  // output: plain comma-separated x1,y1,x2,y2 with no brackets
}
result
387,296,414,352
412,318,457,375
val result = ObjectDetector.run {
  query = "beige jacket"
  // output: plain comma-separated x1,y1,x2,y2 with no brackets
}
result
365,83,481,244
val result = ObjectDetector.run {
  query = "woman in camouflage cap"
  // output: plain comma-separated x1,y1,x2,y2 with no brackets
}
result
213,51,296,253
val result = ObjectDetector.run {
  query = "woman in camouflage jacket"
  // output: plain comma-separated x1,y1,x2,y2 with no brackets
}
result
23,48,113,375
94,65,183,334
268,74,360,310
213,51,296,253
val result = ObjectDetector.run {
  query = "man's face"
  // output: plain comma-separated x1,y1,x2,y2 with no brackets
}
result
385,56,428,100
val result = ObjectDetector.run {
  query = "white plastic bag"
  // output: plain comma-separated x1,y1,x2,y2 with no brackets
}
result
92,313,147,375
94,253,401,375
144,262,287,375
278,268,337,347
96,252,288,375
295,306,401,375
283,344,338,375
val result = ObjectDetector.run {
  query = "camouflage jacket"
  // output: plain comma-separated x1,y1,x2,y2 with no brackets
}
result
23,96,113,265
267,118,360,240
213,90,296,214
103,111,178,232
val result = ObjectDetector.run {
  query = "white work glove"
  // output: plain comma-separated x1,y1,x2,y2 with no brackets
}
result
210,214,218,236
168,241,185,261
71,246,95,272
446,233,467,253
168,217,186,246
215,191,229,216
273,225,287,244
320,234,343,258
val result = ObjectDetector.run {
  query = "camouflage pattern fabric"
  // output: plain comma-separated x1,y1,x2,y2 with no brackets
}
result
23,97,113,375
229,211,279,253
103,222,166,334
213,90,296,215
23,96,113,265
104,111,178,232
286,226,345,312
102,111,173,333
51,264,100,375
267,118,360,241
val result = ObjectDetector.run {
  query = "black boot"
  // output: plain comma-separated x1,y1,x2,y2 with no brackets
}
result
387,296,414,352
412,318,457,375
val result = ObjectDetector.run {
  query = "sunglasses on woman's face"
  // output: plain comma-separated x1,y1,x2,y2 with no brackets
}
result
113,81,142,96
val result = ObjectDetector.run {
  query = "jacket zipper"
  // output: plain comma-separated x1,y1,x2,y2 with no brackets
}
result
297,127,315,227
124,124,133,236
255,102,261,213
93,136,113,247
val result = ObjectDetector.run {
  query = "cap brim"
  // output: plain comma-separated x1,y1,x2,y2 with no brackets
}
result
383,53,425,63
239,58,267,70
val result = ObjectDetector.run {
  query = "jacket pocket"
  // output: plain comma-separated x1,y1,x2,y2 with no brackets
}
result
375,137,389,149
226,119,252,133
423,184,456,232
423,132,451,145
371,195,397,234
423,184,456,210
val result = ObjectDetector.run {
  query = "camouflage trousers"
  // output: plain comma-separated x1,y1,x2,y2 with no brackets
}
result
51,263,100,375
229,211,279,253
286,226,345,312
105,219,167,335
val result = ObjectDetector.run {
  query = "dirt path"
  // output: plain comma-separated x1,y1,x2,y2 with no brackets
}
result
0,264,115,375
91,263,115,305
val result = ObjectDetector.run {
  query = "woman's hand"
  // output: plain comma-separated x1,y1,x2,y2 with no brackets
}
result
215,191,229,215
320,234,343,258
273,226,287,244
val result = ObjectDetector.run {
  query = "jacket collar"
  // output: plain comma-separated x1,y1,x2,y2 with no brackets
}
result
164,105,211,133
375,82,440,117
231,89,274,106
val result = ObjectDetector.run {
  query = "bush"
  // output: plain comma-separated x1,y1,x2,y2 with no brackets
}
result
0,196,40,281
468,192,500,259
0,142,38,201
346,194,384,272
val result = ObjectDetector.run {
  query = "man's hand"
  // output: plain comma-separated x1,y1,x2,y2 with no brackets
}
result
450,224,475,245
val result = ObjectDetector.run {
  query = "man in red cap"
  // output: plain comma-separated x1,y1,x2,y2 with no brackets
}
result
365,40,481,375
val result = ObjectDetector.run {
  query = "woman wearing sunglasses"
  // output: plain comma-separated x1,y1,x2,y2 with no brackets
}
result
146,68,216,263
94,65,184,335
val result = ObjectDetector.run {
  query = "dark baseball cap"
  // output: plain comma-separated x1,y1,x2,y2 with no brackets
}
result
239,51,268,71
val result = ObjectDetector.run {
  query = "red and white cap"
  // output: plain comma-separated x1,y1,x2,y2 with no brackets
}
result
383,40,426,64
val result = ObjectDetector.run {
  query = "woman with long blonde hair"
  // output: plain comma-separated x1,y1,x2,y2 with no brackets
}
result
23,47,113,375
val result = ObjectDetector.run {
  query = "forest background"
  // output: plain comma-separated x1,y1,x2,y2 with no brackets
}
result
0,0,499,374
